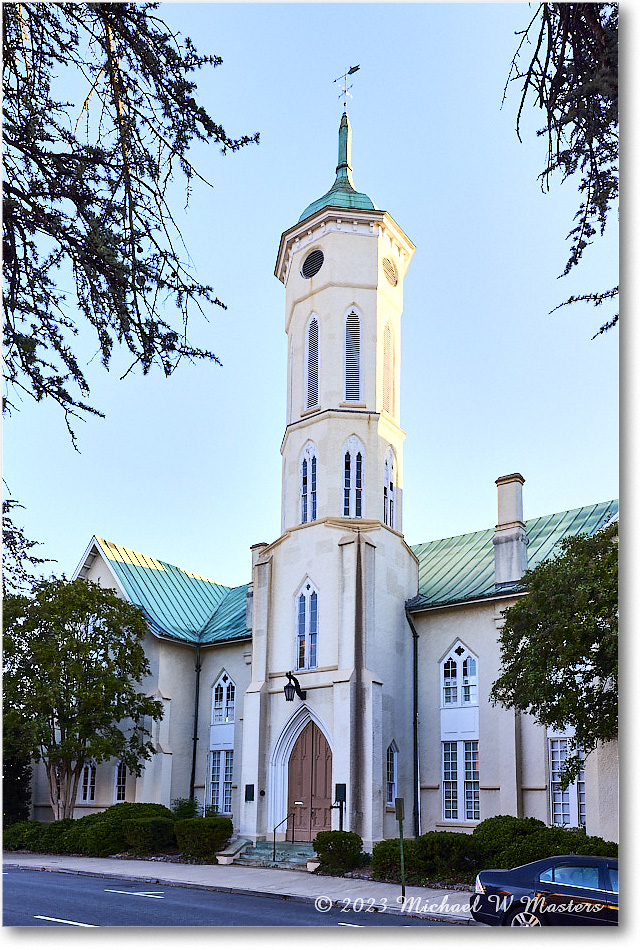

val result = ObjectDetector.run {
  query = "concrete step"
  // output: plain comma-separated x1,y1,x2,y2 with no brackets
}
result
233,840,317,872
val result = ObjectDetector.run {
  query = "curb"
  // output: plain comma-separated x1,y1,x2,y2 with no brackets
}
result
3,860,477,925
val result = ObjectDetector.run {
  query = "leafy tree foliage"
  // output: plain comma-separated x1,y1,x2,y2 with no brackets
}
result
2,492,52,595
3,577,164,819
3,2,258,434
490,523,618,786
2,708,33,827
507,3,618,335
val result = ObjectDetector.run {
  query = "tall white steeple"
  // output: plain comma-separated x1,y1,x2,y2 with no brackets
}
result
275,111,415,536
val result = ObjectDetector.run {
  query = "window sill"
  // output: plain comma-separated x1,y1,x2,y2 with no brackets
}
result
339,402,366,409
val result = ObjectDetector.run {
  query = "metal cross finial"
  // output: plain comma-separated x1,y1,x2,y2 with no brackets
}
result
334,64,360,108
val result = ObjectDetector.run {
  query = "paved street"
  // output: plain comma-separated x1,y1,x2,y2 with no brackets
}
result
3,868,458,927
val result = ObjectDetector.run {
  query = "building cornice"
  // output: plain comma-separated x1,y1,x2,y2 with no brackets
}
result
275,208,415,286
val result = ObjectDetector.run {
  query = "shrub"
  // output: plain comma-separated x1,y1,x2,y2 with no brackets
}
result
72,803,174,857
171,798,199,820
415,831,482,881
174,816,233,858
3,820,34,851
371,837,421,883
123,817,176,854
312,831,363,871
498,826,618,869
472,815,546,864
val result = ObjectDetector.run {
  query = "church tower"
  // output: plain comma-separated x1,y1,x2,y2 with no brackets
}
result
275,112,415,535
240,111,418,849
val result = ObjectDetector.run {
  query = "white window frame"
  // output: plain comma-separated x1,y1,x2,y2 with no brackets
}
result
295,580,319,671
386,742,398,806
342,435,365,519
441,643,478,708
344,309,362,402
210,749,234,815
80,760,96,802
442,740,480,822
299,442,318,524
212,672,236,724
383,448,396,528
549,737,586,827
306,315,319,409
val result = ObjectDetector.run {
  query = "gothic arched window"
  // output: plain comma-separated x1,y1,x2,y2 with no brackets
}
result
441,643,478,708
383,448,395,528
300,442,318,523
306,316,319,409
345,310,361,401
115,760,127,802
80,760,96,802
342,436,365,518
212,672,236,724
386,742,398,805
295,580,318,671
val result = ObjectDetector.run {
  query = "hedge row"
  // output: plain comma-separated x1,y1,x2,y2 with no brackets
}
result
371,816,618,884
3,803,232,859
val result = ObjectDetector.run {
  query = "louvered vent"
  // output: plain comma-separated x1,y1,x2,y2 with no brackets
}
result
307,318,319,408
383,322,394,414
301,249,324,278
382,257,398,286
345,312,361,401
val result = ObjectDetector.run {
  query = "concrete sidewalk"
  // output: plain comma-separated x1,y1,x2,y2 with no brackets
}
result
3,852,478,925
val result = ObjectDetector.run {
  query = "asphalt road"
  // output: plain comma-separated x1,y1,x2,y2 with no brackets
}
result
3,868,456,927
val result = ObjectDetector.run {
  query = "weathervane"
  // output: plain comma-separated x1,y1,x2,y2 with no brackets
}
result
334,65,360,109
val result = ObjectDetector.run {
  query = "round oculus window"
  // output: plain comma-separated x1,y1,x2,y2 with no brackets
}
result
382,257,398,286
301,248,324,279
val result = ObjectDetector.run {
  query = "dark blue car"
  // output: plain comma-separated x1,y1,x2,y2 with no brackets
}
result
471,854,618,926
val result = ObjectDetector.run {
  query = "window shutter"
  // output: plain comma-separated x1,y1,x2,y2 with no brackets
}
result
383,322,393,414
345,312,360,401
307,318,318,408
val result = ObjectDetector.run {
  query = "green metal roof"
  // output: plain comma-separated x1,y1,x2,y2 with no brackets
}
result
298,112,376,223
94,538,249,645
408,500,618,612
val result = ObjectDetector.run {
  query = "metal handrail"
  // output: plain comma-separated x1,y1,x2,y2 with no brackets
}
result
272,812,295,861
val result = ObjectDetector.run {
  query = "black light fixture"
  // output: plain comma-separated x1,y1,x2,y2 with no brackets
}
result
284,670,306,702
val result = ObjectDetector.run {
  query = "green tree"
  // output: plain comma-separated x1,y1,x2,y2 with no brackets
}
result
3,577,164,819
507,3,618,335
490,523,618,786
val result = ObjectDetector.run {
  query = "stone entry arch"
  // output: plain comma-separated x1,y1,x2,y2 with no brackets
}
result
287,721,332,841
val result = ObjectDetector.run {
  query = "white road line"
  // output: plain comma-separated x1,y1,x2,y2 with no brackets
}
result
34,915,97,927
104,888,164,899
337,922,363,927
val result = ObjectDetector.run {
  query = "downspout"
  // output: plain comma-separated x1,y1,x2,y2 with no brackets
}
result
189,641,202,801
405,605,420,839
351,530,364,836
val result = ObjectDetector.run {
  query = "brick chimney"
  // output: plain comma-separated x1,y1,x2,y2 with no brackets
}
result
493,473,528,587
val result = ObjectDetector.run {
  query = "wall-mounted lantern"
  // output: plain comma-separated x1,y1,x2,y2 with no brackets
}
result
284,670,306,701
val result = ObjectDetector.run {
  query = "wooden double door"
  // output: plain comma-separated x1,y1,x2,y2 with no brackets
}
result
287,722,332,841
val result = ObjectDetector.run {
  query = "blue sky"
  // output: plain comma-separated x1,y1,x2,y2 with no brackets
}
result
5,1,620,588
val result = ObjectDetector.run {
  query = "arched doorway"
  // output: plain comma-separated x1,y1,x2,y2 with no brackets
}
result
288,721,332,841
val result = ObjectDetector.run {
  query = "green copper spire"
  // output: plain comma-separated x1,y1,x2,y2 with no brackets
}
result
298,112,376,223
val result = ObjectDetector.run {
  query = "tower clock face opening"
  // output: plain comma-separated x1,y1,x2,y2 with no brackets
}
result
301,248,324,278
